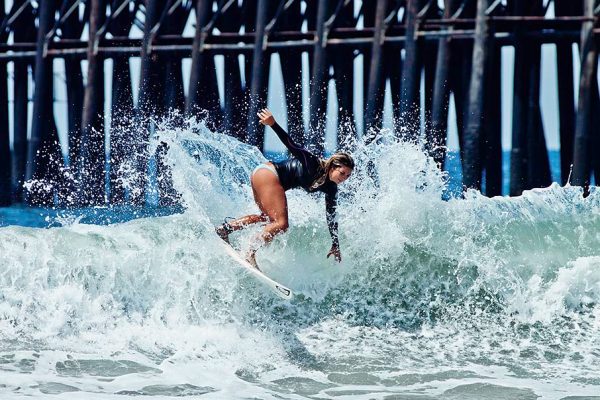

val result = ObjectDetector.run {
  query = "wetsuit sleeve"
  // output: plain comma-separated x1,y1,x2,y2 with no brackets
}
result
270,122,315,166
325,190,339,248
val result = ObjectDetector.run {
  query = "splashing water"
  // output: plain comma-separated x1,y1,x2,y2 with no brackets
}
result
1,120,599,399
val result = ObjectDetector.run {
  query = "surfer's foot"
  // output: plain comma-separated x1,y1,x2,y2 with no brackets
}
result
245,251,261,271
215,222,233,244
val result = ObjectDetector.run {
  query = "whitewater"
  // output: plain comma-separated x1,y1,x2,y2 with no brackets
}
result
1,121,599,399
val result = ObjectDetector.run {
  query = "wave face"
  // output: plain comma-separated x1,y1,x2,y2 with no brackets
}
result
1,121,600,399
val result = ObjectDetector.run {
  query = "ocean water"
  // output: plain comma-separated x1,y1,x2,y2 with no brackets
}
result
1,123,599,399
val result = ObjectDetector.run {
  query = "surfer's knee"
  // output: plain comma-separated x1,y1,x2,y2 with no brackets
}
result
266,219,288,234
275,219,289,233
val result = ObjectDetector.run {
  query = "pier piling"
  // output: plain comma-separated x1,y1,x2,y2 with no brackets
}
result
0,0,9,206
27,0,61,206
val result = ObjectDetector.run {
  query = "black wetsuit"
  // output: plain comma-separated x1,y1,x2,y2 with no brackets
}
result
269,122,339,247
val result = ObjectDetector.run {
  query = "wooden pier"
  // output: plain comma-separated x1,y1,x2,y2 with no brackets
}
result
0,0,598,206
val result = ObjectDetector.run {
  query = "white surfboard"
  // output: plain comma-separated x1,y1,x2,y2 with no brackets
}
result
220,242,293,300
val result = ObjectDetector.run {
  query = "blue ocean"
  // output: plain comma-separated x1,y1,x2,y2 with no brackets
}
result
0,123,598,399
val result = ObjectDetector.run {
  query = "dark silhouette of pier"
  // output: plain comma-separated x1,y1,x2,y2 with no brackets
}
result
0,0,598,207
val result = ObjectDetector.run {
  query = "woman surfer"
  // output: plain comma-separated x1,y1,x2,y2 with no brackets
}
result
216,108,354,268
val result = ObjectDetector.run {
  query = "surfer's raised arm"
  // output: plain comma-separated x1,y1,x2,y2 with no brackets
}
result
257,108,313,164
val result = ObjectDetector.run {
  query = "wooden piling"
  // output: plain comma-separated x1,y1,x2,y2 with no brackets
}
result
509,0,552,195
590,80,600,183
422,3,440,133
429,0,461,167
509,1,528,196
11,0,35,203
138,0,168,118
109,0,136,205
364,0,388,136
462,0,491,190
156,3,190,206
132,0,168,206
308,0,330,154
246,0,271,149
399,0,424,139
62,1,85,168
163,4,190,117
0,0,10,206
239,0,258,142
571,0,598,194
385,4,403,138
27,0,62,206
483,43,502,196
525,35,551,189
219,2,247,141
79,0,107,205
186,0,211,117
331,0,357,148
450,1,477,167
554,0,576,185
186,0,223,132
362,4,376,115
279,0,305,147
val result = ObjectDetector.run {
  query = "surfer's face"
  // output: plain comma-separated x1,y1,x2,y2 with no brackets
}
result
329,165,352,185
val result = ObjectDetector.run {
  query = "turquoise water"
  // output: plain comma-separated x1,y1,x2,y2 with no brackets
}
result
0,205,182,228
0,124,598,399
444,150,562,198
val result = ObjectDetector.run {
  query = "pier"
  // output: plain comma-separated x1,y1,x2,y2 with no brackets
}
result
0,0,598,206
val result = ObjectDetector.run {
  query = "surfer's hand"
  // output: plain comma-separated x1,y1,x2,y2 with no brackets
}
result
327,245,342,263
258,108,275,126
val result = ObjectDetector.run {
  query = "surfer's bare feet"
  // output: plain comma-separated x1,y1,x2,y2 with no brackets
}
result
245,251,261,271
215,223,232,244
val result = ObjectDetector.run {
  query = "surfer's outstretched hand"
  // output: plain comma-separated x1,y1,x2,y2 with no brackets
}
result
327,245,342,263
258,108,275,126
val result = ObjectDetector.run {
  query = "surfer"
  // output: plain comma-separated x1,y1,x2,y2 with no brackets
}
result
216,108,354,267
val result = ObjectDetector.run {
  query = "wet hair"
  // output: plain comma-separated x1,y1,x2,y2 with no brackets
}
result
310,152,355,190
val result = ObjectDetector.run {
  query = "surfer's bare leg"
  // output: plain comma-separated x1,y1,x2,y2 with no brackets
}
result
232,214,269,228
246,167,289,266
215,163,278,243
216,214,269,242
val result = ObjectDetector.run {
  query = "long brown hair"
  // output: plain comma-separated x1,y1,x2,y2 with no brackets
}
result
310,152,355,190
